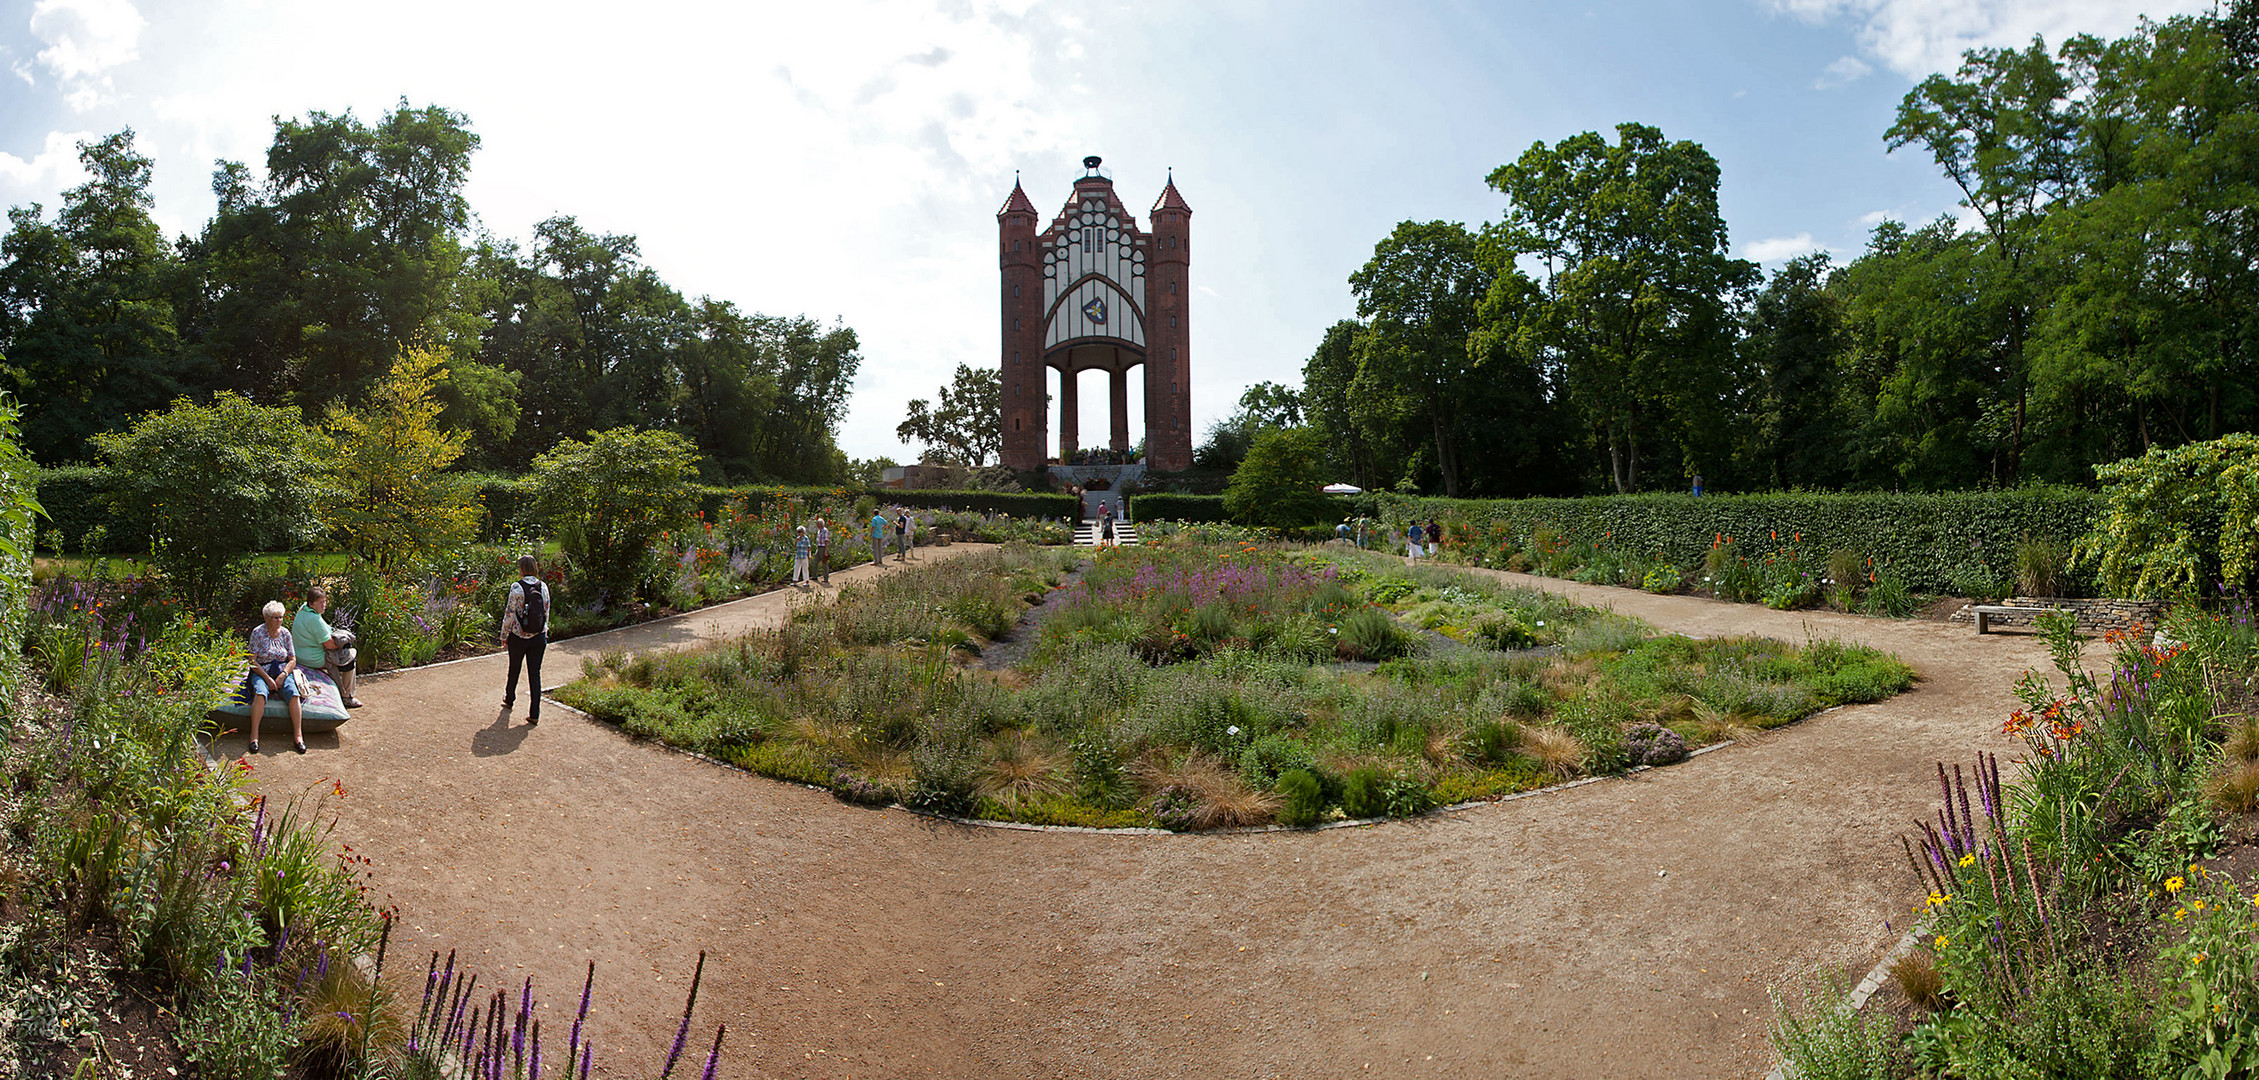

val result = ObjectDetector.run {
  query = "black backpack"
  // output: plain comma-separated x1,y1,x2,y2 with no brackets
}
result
516,578,548,636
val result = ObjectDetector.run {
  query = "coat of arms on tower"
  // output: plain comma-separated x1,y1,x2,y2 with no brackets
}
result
1082,297,1108,324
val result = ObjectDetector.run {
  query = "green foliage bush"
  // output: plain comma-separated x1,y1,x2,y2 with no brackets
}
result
0,395,35,690
883,488,1078,519
1349,487,2100,597
91,393,326,609
1273,768,1326,827
1223,428,1338,528
2078,432,2259,601
529,427,702,600
1129,493,1229,523
32,465,139,553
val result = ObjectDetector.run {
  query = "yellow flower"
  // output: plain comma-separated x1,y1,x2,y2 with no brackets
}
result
2192,951,2208,965
2193,900,2207,912
2173,908,2189,921
1958,854,1975,868
2167,876,2185,893
1934,936,1950,949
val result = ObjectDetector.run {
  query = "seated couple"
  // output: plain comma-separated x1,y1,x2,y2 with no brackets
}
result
235,585,363,756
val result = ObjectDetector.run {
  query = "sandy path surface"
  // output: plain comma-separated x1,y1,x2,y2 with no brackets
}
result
244,555,2045,1079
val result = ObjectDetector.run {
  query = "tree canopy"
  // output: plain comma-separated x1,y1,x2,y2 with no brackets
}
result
1,104,864,485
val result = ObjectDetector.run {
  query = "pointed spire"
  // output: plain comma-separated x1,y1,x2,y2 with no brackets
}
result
998,172,1037,217
1152,170,1191,214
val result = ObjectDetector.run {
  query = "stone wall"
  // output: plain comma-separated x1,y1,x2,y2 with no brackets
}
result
1947,596,2164,633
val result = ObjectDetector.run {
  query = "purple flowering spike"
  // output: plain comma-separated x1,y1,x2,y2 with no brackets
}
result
701,1024,728,1080
529,1018,542,1080
580,1043,592,1080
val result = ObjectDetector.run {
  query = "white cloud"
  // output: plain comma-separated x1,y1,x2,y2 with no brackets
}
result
0,129,93,201
1762,0,2211,78
1741,232,1829,262
27,0,146,110
1813,55,1871,89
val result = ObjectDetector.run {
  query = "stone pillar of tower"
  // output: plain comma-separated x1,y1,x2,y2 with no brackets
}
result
1109,365,1130,452
1144,175,1194,471
997,179,1046,472
1058,368,1079,460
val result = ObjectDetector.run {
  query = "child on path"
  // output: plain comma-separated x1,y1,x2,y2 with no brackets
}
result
812,518,832,585
792,525,811,584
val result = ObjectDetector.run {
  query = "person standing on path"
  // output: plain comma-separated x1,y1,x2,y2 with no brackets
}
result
1426,518,1444,558
895,510,911,559
499,555,549,727
292,584,363,708
1406,521,1425,562
812,517,832,585
792,525,812,585
870,509,890,567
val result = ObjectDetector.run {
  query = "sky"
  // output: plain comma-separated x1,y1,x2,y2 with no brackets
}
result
0,0,2214,463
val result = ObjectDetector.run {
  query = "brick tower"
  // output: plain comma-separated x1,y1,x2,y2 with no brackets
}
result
997,157,1193,472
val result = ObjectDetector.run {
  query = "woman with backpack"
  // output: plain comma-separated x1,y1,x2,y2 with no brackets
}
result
499,555,550,727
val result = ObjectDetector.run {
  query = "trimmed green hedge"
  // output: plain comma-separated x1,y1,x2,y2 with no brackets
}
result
881,488,1077,518
40,467,1080,550
1347,488,2103,596
34,467,140,553
1129,493,1229,522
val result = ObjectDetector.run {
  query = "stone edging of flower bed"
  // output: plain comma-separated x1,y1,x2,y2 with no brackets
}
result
1761,921,1927,1080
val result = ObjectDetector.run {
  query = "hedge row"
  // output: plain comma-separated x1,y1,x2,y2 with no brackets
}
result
1128,493,1229,522
37,468,1078,550
1346,487,2104,596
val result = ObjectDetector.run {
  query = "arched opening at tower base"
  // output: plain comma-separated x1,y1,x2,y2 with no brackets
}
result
1047,348,1146,464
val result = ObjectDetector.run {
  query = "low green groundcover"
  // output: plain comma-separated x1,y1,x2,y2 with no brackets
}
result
558,541,1916,830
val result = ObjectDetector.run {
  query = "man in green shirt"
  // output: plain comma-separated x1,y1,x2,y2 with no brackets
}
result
292,585,364,708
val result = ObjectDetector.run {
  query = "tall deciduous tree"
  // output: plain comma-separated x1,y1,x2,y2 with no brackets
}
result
1486,122,1757,493
1347,221,1488,497
0,131,190,463
898,363,1002,466
187,102,489,410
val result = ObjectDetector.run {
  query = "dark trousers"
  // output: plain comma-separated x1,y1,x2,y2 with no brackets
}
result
505,632,546,717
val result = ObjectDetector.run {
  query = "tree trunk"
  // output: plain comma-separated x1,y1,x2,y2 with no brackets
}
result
1433,414,1459,498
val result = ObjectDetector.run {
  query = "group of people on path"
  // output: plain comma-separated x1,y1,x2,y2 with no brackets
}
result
1328,515,1445,563
236,508,945,755
793,509,918,586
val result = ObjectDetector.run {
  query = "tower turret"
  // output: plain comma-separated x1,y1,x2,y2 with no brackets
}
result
1144,171,1193,471
999,174,1046,471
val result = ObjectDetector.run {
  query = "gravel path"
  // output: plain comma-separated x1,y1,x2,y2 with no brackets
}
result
245,556,2046,1079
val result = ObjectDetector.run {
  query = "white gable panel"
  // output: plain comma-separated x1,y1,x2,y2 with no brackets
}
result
1045,278,1146,350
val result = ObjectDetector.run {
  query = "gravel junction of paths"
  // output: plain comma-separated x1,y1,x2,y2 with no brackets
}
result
244,550,2052,1079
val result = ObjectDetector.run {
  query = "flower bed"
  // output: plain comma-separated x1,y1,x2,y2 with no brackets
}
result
559,542,1916,830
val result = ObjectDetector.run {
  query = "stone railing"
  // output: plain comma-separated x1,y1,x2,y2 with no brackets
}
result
1947,596,2163,633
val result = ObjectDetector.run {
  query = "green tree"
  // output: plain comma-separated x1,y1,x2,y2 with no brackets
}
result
1887,39,2075,483
1195,381,1308,474
1300,320,1382,489
528,427,702,601
1485,123,1758,493
1739,253,1850,489
1347,221,1489,497
91,393,325,609
898,363,1002,466
185,102,489,410
1223,427,1335,528
0,130,190,463
322,344,481,574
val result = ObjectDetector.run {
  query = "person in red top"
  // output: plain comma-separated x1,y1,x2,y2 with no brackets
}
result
499,555,550,726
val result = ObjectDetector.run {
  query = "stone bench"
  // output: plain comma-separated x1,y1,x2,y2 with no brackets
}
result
1972,604,2071,634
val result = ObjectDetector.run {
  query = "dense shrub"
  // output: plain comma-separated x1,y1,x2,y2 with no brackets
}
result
1624,723,1689,766
0,394,33,687
1348,487,2100,596
91,393,327,609
1273,768,1326,827
2077,432,2259,601
528,427,702,600
32,465,140,553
